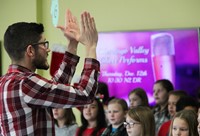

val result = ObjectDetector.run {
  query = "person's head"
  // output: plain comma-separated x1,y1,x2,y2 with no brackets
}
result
103,96,116,125
52,108,76,127
153,79,174,106
176,96,199,113
4,22,50,71
107,98,128,128
78,98,107,136
197,108,200,135
169,110,198,136
128,87,149,109
125,106,155,136
168,90,187,117
96,81,109,104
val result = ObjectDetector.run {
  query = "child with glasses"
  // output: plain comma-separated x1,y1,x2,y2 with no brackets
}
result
101,98,128,136
125,106,155,136
169,110,198,136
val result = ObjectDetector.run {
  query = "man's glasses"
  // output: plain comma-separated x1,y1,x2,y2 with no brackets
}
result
123,121,140,128
31,41,49,49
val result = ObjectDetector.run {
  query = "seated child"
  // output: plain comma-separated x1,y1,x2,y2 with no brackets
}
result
52,108,78,136
101,98,128,136
75,98,107,136
125,106,155,136
169,110,198,136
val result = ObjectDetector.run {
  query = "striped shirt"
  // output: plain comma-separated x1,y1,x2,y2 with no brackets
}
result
0,52,100,136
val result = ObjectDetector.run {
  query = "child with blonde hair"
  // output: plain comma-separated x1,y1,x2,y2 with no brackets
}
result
101,98,128,136
169,110,198,136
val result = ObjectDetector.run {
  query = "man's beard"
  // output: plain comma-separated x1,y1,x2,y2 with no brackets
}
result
33,54,49,70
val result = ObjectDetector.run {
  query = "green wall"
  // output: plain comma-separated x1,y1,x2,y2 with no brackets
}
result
0,0,37,76
0,0,200,125
1,0,200,77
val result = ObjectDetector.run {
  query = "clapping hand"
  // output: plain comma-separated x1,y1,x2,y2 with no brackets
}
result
57,9,98,58
79,11,98,48
57,9,80,43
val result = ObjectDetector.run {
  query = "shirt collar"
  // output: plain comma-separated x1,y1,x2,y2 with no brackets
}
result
7,64,32,73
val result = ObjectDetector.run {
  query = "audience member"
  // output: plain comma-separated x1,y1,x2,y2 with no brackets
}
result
176,96,199,113
96,81,111,125
101,98,128,136
167,90,188,118
75,98,107,136
152,79,174,134
158,90,187,136
103,96,116,125
169,110,198,136
128,87,149,109
53,108,78,136
96,81,110,104
125,106,155,136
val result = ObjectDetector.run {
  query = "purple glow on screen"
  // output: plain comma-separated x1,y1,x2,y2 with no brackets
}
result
97,29,200,105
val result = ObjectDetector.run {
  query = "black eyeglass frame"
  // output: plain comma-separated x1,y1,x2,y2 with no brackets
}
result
123,121,140,128
31,41,49,49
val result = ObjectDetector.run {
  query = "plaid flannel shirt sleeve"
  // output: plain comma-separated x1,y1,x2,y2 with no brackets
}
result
22,52,100,108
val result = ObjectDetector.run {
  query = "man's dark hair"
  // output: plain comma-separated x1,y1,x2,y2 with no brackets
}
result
4,22,44,61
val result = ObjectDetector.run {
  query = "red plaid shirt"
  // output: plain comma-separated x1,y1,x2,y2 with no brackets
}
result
0,52,100,136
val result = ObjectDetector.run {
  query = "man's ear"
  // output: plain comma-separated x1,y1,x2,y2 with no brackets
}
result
26,45,35,57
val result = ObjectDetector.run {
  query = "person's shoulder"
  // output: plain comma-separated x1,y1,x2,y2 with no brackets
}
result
163,120,171,126
99,127,106,133
152,105,160,113
158,120,171,136
68,123,78,129
74,127,80,136
159,120,171,130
